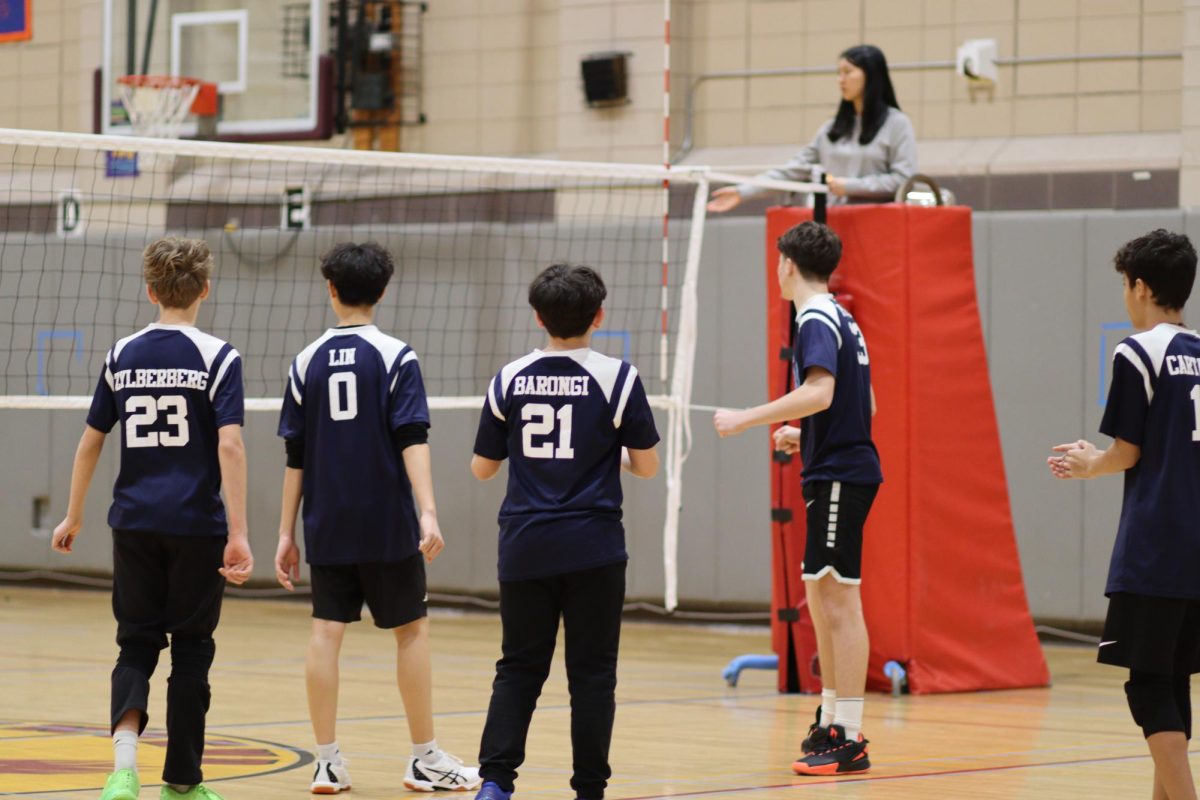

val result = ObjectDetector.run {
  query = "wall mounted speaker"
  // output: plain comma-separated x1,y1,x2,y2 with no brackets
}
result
581,52,630,108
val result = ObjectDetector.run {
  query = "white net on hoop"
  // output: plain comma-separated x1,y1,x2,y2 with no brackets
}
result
116,77,201,139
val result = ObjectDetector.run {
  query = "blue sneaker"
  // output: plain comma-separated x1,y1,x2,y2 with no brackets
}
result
474,781,512,800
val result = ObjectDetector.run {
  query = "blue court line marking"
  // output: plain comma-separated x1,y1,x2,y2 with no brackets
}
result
1098,321,1134,408
35,329,85,396
593,330,632,361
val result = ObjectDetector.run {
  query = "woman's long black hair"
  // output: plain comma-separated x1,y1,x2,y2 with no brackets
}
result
827,45,900,145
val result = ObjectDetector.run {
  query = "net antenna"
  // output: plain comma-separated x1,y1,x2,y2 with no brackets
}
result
116,75,217,139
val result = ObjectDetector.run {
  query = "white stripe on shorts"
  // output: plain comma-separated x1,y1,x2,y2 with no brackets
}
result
826,481,841,549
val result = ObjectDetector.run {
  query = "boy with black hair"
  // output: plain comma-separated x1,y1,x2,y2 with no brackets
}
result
714,220,880,776
274,242,480,794
1050,229,1200,800
470,263,660,800
52,237,253,800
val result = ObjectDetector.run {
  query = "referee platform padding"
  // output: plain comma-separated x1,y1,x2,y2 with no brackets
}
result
765,205,1050,695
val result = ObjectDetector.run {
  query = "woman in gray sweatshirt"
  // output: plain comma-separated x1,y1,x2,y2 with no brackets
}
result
708,45,917,210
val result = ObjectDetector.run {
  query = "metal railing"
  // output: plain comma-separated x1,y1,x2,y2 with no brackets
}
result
673,50,1182,163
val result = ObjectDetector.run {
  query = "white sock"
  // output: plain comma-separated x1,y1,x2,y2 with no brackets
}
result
316,741,341,763
834,697,864,740
113,729,138,772
820,689,837,728
413,739,440,764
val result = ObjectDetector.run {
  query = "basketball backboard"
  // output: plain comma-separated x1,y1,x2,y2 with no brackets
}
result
101,0,330,141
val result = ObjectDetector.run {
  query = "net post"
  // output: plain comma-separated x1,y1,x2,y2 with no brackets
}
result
661,173,709,612
813,166,828,224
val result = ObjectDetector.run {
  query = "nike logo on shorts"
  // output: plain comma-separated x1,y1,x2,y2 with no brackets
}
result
806,499,815,508
1098,641,1117,647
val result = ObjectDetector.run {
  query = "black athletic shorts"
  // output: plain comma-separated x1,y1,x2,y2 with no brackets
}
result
1098,592,1200,674
801,480,879,585
310,553,428,629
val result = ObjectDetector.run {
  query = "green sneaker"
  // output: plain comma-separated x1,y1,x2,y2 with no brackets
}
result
159,784,226,800
99,769,139,800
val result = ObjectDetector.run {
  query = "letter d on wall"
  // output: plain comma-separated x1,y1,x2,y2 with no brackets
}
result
57,190,85,238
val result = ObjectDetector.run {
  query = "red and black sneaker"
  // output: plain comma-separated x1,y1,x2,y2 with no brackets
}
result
791,724,870,776
799,706,830,754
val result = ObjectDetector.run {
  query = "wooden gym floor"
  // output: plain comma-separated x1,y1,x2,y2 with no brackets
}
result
1,585,1195,799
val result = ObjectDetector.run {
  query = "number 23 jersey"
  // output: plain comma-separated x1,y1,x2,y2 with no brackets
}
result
87,323,244,537
474,348,660,582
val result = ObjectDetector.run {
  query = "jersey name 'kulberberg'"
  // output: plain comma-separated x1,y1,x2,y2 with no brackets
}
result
87,323,244,537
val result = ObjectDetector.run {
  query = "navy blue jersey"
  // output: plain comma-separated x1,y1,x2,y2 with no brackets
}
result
792,294,882,485
1100,323,1200,599
278,325,430,566
86,323,244,536
473,348,660,582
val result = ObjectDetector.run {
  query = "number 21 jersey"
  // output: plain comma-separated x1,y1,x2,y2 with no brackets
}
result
87,323,244,537
473,348,660,582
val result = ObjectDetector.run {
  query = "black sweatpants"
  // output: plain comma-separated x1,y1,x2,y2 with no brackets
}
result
111,529,226,786
478,561,626,800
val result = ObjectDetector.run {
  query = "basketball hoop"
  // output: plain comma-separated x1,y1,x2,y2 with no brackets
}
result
116,75,218,139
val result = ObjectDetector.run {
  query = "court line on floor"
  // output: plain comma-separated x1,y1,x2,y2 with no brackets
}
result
610,750,1200,800
206,690,784,731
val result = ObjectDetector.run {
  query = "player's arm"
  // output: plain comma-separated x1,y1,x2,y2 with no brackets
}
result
621,446,659,478
217,424,253,584
1048,437,1141,480
275,455,303,591
714,367,834,437
403,443,446,562
471,454,504,481
472,380,508,481
51,425,108,553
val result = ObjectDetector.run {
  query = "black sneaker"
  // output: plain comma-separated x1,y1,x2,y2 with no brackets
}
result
799,705,830,754
791,724,870,776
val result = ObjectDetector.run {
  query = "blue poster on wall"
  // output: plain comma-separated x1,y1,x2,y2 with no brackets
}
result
105,151,140,178
0,0,32,43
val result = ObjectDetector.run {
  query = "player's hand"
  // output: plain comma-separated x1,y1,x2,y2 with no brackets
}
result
827,176,848,197
418,512,445,563
706,186,743,213
713,408,749,438
51,517,81,554
1048,440,1098,480
773,425,801,454
220,536,254,585
274,535,301,591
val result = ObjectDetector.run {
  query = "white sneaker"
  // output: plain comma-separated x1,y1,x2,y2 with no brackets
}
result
403,751,481,792
310,758,352,794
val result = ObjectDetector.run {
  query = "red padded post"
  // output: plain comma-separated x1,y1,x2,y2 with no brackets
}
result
765,205,1048,694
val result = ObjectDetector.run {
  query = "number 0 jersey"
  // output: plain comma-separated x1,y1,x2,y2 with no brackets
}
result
86,323,244,537
278,325,430,566
1100,323,1200,599
473,348,660,582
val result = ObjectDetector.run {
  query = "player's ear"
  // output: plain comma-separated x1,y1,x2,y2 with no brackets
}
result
198,280,211,301
326,280,338,301
145,284,159,306
533,310,546,330
592,307,605,330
